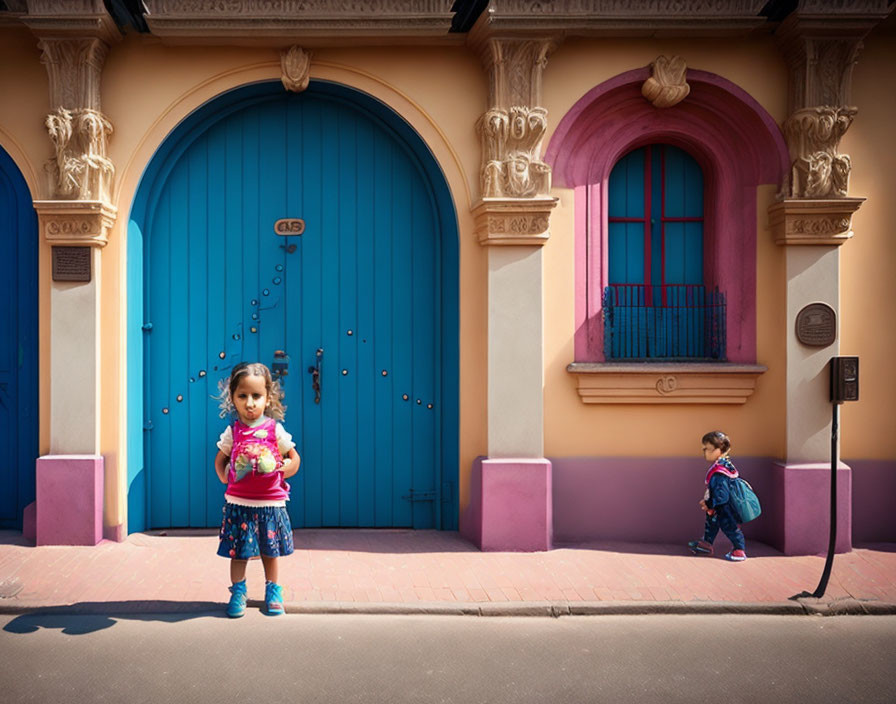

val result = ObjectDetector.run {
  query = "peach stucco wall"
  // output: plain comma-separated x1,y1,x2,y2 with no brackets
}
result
838,29,896,461
1,23,892,532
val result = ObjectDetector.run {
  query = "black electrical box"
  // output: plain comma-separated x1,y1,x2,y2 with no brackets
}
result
830,356,859,404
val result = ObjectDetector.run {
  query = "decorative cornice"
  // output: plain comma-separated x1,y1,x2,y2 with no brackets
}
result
23,0,121,44
473,197,558,246
768,198,864,246
470,1,769,37
34,199,117,247
141,0,457,45
567,363,767,405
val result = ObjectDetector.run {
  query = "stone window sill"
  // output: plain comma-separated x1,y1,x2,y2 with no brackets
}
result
567,362,767,405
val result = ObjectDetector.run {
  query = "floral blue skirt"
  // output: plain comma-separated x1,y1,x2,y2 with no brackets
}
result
217,503,294,560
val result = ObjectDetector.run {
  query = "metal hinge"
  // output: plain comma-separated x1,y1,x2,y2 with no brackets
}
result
143,420,154,430
142,323,153,332
403,489,436,502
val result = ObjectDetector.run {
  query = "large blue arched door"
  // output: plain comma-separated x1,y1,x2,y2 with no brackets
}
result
130,81,458,531
0,146,38,530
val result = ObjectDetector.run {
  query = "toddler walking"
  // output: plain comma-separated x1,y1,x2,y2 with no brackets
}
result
214,362,301,617
687,430,747,562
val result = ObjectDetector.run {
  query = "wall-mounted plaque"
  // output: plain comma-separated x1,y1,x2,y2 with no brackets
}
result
274,218,305,236
796,302,836,347
52,246,91,282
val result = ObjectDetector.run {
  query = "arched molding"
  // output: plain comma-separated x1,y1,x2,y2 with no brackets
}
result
545,67,789,369
0,127,42,200
115,61,472,225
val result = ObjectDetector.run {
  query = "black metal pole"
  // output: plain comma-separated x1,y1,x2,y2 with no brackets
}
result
790,401,839,600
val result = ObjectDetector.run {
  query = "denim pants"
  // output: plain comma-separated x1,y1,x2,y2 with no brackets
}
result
702,503,745,551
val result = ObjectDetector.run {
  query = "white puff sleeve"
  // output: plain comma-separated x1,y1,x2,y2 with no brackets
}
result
276,422,296,456
217,426,233,456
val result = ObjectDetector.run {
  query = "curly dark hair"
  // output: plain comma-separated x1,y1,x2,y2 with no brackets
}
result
216,362,286,420
701,430,731,454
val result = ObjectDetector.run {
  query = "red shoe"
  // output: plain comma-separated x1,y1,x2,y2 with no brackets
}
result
725,549,747,562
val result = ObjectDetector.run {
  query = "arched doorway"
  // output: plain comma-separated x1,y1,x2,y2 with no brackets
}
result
0,145,38,530
128,81,458,532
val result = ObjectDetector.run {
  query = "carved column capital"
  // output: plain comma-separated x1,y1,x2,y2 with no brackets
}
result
774,2,890,202
27,2,119,206
469,18,560,208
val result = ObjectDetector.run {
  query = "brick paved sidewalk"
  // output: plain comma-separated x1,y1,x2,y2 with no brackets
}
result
1,530,895,615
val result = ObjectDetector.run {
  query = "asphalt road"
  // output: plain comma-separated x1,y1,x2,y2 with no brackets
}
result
2,612,895,703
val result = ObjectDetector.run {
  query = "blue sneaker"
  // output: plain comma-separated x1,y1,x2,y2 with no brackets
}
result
265,581,284,616
227,580,247,618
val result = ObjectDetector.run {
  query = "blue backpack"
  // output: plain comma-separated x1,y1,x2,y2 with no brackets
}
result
729,477,761,523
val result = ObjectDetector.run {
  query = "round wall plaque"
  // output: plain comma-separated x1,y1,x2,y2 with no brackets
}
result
796,302,836,347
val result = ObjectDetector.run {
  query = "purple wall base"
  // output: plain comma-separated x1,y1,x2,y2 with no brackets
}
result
22,501,36,543
849,459,896,544
36,455,104,546
773,462,852,556
104,523,126,543
460,457,553,552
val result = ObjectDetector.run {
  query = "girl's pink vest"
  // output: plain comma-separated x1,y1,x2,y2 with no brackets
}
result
225,418,290,502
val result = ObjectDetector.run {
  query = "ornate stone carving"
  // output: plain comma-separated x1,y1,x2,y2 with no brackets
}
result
477,106,551,198
784,106,856,198
44,107,114,201
281,46,311,92
655,375,678,394
641,56,689,108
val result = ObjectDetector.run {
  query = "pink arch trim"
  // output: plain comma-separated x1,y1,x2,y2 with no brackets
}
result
545,68,789,363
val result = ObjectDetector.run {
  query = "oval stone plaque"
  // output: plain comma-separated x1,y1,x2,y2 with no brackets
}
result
274,218,305,236
796,302,836,347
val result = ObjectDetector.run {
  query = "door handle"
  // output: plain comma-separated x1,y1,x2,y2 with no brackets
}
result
308,348,323,404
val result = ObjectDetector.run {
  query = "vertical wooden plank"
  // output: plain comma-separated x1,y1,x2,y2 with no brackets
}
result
410,169,437,529
391,141,413,527
336,102,359,526
0,174,15,521
149,189,171,527
167,159,190,525
186,136,209,527
299,96,324,527
373,126,396,526
355,114,377,527
205,126,229,524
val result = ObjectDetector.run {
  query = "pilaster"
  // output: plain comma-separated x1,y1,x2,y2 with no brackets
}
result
24,0,120,541
769,1,890,555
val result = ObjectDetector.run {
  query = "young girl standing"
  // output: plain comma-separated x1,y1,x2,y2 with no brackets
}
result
214,362,301,617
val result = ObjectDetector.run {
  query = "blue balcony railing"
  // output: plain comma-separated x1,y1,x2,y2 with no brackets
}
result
602,284,726,361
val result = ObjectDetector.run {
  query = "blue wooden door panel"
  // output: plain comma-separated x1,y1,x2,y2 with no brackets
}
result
0,151,38,530
143,86,445,529
0,169,17,524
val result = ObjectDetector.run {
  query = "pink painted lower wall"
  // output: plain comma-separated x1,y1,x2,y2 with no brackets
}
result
849,459,896,544
550,456,779,550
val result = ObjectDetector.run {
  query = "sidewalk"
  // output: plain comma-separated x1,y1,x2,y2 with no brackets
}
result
2,529,896,617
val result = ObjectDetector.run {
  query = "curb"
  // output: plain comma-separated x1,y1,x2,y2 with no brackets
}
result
2,598,896,618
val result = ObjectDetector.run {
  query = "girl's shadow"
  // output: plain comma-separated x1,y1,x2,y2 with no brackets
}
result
3,601,226,635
